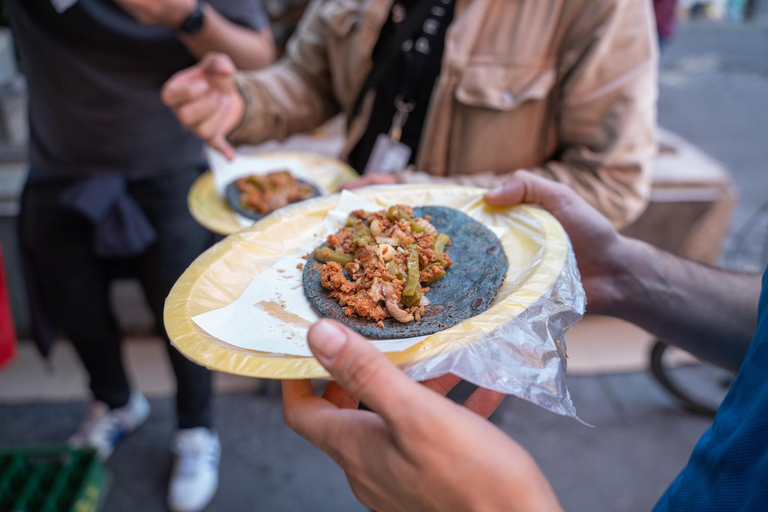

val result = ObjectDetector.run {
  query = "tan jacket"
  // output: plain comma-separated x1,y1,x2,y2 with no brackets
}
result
228,0,658,227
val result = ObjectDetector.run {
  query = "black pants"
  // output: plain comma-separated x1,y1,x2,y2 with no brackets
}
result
19,169,214,429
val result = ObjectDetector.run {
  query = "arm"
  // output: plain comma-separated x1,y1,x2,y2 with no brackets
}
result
606,240,760,372
484,172,761,372
179,3,275,70
225,0,340,146
283,320,562,512
113,0,275,70
397,0,659,229
162,0,340,156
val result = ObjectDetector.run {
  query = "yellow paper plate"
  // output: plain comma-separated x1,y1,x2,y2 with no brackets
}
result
166,185,569,379
187,152,359,235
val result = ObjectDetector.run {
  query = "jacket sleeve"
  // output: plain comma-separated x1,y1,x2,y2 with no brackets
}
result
226,0,340,145
397,0,658,229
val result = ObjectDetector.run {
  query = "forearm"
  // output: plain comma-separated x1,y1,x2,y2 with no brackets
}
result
224,0,338,145
179,3,275,70
608,237,761,371
226,62,338,146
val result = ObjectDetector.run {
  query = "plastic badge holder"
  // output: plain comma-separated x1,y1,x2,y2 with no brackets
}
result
166,185,586,419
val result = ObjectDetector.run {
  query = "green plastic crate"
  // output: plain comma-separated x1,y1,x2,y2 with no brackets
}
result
0,446,110,512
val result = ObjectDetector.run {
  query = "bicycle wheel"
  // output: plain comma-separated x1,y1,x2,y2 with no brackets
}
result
650,340,733,416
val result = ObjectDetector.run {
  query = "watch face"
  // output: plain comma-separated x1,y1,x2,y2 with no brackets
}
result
182,3,205,34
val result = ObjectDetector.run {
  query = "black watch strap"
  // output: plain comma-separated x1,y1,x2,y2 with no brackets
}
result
180,0,205,35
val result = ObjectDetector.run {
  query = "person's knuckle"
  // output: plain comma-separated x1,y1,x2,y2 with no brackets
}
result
282,404,296,429
160,82,172,103
197,122,218,140
176,106,194,127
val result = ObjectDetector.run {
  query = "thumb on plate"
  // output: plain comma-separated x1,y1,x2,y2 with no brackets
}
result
307,320,419,424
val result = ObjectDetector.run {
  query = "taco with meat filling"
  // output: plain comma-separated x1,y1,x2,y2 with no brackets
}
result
303,205,508,338
226,170,320,221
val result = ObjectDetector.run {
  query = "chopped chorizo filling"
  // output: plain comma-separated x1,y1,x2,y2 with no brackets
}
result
314,206,453,325
235,170,315,215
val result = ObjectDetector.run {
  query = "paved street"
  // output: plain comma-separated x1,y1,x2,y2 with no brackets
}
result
2,20,767,512
0,373,711,512
658,22,768,270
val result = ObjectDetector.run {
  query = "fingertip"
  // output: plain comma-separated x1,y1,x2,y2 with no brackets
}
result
484,185,506,200
217,58,236,76
212,135,236,161
484,170,534,206
483,182,516,206
207,53,235,76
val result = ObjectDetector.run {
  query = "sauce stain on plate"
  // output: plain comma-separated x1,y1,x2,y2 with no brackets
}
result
255,300,312,329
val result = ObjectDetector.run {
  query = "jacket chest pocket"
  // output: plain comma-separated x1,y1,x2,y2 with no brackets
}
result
455,63,556,110
447,63,558,174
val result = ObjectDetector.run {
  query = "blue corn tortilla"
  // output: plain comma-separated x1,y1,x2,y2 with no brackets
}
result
303,206,509,339
225,177,321,221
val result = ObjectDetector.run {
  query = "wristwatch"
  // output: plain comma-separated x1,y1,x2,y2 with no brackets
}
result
180,0,205,35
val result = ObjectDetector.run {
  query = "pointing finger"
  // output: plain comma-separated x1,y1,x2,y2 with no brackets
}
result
209,134,235,161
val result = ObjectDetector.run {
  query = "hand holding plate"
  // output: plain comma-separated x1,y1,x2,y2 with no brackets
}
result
282,320,562,512
484,170,632,315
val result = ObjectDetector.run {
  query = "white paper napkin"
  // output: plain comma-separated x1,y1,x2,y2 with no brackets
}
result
192,191,428,356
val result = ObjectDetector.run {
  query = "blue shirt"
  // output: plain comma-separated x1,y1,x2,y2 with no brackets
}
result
654,270,768,511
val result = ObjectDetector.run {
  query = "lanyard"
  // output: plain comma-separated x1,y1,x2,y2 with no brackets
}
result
386,0,453,142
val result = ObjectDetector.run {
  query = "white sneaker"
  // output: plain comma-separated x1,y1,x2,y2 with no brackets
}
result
168,428,221,512
69,392,150,460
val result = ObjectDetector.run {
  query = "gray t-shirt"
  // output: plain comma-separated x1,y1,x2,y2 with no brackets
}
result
7,0,268,179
